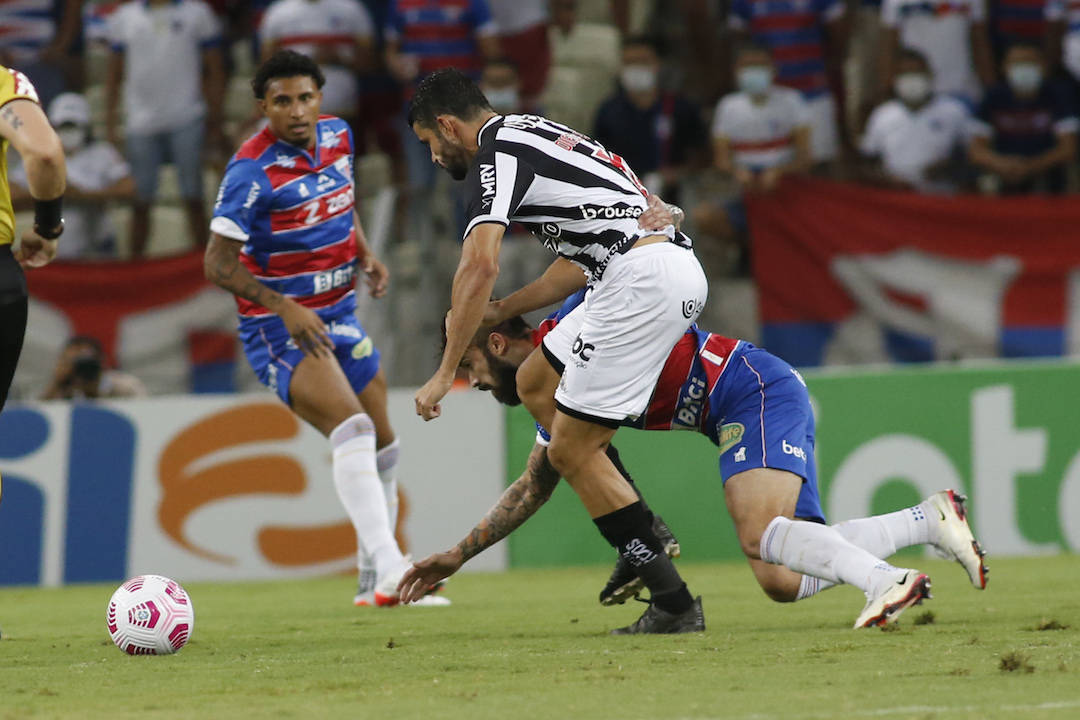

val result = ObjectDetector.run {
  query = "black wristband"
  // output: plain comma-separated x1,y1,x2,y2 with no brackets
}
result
33,197,64,239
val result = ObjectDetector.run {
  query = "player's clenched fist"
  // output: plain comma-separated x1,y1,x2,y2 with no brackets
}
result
415,371,453,420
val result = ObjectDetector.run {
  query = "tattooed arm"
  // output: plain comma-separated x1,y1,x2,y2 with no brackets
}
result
397,442,561,602
203,233,334,357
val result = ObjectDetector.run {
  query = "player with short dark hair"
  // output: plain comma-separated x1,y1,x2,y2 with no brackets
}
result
402,283,989,627
204,50,443,608
409,67,708,634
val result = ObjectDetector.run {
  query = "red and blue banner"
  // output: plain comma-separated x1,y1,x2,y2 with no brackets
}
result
747,178,1080,367
22,250,241,395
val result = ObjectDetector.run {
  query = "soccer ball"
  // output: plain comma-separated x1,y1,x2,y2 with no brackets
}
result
106,575,194,655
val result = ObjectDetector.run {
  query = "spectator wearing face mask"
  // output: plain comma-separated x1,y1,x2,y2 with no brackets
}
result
592,35,707,201
480,58,523,115
969,43,1079,194
693,44,812,276
880,0,995,105
728,0,847,164
9,92,135,259
859,50,972,193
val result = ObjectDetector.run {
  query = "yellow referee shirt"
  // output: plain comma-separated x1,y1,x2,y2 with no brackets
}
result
0,65,41,247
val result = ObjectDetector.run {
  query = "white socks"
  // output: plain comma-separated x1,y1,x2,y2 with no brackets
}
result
784,501,935,601
833,503,933,560
760,516,901,599
330,414,405,579
377,438,401,531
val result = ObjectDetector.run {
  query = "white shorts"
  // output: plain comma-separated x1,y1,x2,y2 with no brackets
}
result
542,242,708,425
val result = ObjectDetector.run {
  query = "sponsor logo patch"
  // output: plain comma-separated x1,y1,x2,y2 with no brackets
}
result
782,439,807,462
718,422,745,455
351,337,373,360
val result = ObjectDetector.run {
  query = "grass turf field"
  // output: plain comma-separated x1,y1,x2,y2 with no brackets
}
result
1,556,1078,720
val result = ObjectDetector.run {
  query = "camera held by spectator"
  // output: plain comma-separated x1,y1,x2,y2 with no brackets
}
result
42,336,147,400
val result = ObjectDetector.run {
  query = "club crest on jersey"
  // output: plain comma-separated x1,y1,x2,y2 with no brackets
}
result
719,422,745,455
274,151,296,168
320,127,341,149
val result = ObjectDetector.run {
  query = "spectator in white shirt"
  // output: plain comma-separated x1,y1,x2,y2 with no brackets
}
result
259,0,375,122
104,0,226,257
860,50,972,193
10,92,135,258
694,44,811,276
880,0,996,105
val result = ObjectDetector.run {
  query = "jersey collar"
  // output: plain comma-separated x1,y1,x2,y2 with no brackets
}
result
477,114,503,146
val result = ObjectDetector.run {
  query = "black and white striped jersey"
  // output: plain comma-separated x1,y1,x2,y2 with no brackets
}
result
462,114,692,281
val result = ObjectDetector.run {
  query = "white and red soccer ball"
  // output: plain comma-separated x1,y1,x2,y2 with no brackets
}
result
106,575,194,655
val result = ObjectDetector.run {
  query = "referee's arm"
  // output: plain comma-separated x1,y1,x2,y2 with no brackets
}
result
1,99,65,207
1,98,66,265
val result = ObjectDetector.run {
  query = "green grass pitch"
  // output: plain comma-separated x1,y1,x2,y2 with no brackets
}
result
1,556,1078,719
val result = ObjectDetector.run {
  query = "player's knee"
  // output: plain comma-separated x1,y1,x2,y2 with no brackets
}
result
545,435,579,477
760,582,797,603
738,533,762,561
516,365,552,419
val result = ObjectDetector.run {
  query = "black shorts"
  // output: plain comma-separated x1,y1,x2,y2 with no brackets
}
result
0,244,28,411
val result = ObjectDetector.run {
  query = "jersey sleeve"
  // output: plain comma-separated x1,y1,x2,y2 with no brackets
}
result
210,159,272,242
859,106,887,156
462,141,535,239
195,3,224,47
0,66,41,108
713,96,735,138
789,91,812,129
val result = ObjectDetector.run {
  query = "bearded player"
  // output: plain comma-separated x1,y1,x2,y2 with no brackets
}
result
204,50,443,607
400,277,988,629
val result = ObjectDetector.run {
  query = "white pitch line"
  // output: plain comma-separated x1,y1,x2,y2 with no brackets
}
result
677,698,1080,720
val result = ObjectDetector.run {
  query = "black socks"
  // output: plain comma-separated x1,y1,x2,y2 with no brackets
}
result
594,501,693,614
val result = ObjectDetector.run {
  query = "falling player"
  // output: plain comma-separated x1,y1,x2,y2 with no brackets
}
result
204,50,443,607
399,284,988,628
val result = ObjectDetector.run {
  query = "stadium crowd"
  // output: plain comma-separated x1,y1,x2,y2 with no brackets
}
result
3,0,1079,390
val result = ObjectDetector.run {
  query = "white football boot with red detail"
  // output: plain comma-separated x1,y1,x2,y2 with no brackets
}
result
925,490,988,589
854,570,932,629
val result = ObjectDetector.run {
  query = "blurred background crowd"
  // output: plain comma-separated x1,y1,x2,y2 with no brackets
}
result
4,0,1079,397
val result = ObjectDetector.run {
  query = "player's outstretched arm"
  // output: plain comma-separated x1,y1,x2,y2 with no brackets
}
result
204,233,334,356
416,222,504,420
397,442,561,603
488,257,587,325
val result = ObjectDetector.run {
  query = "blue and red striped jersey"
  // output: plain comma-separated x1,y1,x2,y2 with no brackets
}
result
210,116,359,328
532,291,747,446
385,0,496,85
728,0,844,100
